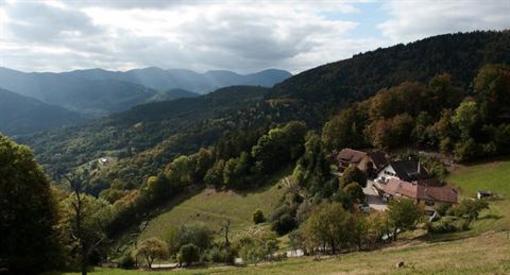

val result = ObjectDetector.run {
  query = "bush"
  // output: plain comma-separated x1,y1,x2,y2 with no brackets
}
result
118,253,136,269
271,213,297,236
253,209,265,224
165,223,213,255
206,246,237,264
427,220,458,234
435,203,451,216
178,243,201,266
451,199,489,221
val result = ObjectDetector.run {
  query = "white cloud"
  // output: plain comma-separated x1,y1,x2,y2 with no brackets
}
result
379,0,510,43
0,0,508,73
0,0,366,73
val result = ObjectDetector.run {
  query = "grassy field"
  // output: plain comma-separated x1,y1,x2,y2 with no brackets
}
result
138,174,289,242
57,230,510,274
445,159,510,236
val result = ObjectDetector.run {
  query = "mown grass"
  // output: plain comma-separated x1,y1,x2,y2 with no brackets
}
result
57,230,510,274
138,170,290,242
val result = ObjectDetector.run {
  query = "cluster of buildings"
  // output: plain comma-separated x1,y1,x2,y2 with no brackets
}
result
335,148,458,208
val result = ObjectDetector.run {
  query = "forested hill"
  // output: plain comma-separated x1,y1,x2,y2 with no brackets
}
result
22,31,510,189
272,31,510,103
0,88,84,136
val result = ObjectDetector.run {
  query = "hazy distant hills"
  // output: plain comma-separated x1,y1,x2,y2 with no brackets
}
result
0,88,84,136
66,67,292,93
0,67,290,116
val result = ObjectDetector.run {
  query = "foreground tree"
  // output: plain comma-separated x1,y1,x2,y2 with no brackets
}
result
0,135,61,274
136,238,169,269
387,199,423,240
61,173,112,275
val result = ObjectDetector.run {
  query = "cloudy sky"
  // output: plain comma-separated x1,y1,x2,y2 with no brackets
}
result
1,0,509,74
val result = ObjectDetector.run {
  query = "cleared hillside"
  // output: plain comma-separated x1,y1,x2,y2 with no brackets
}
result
139,174,289,241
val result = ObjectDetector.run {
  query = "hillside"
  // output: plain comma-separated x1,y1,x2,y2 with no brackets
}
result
145,89,199,103
0,88,85,136
446,159,510,237
22,86,271,185
57,231,510,274
60,160,510,274
273,31,510,109
21,31,510,187
138,176,288,242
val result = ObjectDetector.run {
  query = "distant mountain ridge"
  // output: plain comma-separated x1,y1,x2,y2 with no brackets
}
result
61,67,291,93
0,67,291,116
0,88,84,136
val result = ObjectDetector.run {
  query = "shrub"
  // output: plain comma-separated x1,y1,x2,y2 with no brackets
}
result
435,203,452,216
165,223,213,255
451,199,489,221
118,253,136,269
178,243,201,266
271,213,297,236
427,220,458,234
206,246,237,264
253,209,265,224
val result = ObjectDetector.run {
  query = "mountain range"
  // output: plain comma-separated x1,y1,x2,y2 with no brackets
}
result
0,67,291,134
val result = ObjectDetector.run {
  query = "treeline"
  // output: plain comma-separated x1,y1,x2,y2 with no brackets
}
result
322,64,510,161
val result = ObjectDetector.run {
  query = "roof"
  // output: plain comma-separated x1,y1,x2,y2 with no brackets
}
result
417,185,458,204
389,159,429,181
337,148,367,164
380,178,458,204
368,151,389,169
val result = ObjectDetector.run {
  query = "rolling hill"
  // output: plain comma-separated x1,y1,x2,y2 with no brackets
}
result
0,88,85,136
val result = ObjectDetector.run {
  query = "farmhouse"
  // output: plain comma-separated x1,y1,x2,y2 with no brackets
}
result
375,178,458,205
336,148,388,177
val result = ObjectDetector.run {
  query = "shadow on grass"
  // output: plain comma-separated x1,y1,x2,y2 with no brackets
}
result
217,165,292,198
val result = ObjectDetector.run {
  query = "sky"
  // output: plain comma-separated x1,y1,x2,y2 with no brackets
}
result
0,0,509,74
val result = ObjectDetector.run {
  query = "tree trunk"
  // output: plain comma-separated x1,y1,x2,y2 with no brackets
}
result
330,240,336,254
393,227,398,241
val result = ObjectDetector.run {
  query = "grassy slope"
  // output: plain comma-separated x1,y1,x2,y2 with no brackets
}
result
61,231,510,274
444,159,510,237
55,160,510,274
138,173,289,242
